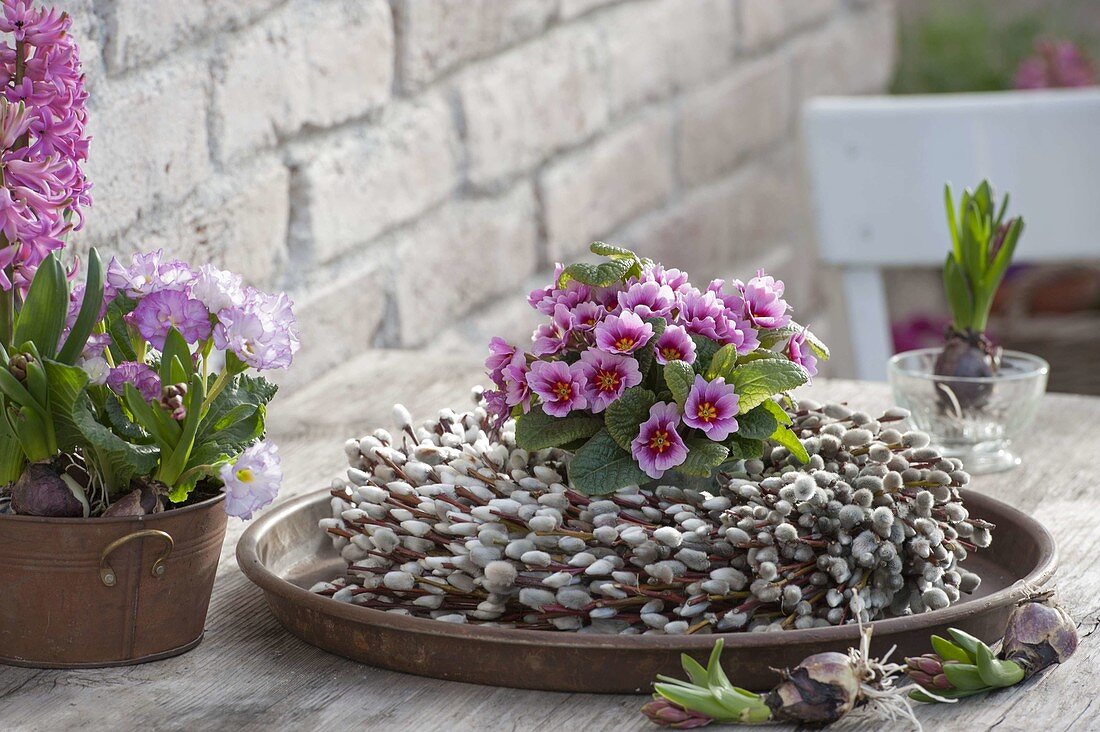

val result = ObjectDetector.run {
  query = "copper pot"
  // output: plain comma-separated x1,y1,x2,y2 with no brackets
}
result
0,494,227,668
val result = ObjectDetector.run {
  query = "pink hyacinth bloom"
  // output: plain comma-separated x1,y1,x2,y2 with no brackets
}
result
654,324,696,365
220,440,282,520
213,288,299,371
106,361,161,402
786,329,819,380
595,310,654,355
631,401,688,479
485,337,518,389
683,375,740,441
735,270,791,329
128,289,212,350
617,280,675,319
526,359,588,417
576,348,642,413
502,352,532,412
532,303,575,356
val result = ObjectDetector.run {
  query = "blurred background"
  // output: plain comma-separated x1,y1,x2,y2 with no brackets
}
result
63,0,1100,394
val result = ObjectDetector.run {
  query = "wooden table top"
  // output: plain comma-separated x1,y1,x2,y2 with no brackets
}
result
2,350,1098,731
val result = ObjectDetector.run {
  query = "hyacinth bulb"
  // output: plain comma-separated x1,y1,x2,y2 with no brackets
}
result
10,462,88,517
765,651,861,725
1001,594,1078,678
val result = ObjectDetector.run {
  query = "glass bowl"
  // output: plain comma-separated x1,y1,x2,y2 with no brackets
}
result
887,348,1049,474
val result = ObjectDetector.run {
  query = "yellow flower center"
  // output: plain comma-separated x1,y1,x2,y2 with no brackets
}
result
649,429,671,453
614,336,635,351
696,402,717,422
661,347,681,361
596,369,621,393
236,468,254,483
553,381,573,400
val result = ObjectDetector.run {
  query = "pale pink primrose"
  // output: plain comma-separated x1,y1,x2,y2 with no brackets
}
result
526,359,588,417
654,324,696,365
594,310,653,355
220,440,282,520
576,348,641,413
128,288,212,350
682,375,740,441
786,329,819,380
631,401,688,479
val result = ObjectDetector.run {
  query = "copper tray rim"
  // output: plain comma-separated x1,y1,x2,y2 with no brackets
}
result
237,487,1058,652
0,493,225,525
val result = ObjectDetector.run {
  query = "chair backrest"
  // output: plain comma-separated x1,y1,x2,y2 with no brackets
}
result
802,88,1100,379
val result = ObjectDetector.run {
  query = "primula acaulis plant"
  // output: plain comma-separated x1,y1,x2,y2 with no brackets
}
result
0,0,298,520
935,180,1022,394
483,243,829,495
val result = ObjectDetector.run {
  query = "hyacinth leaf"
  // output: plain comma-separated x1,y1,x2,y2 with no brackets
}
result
729,359,810,413
663,360,694,409
942,662,989,691
678,437,729,477
515,405,603,451
680,654,709,686
734,403,778,440
605,387,656,451
757,322,830,360
947,628,985,661
931,634,972,664
569,429,649,496
705,639,732,691
909,687,989,703
975,642,1025,688
762,398,792,426
160,371,206,496
0,409,24,483
769,424,809,463
57,249,105,365
0,363,46,418
12,253,68,359
636,317,666,380
652,683,735,722
705,344,739,381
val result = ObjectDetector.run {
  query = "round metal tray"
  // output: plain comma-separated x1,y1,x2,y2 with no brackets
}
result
237,488,1056,693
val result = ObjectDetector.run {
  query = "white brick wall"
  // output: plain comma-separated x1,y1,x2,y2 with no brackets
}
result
69,0,898,390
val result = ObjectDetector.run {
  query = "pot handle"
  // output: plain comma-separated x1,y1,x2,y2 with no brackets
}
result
99,529,174,587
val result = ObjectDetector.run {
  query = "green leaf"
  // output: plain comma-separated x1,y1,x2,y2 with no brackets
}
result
104,393,151,442
13,253,68,358
605,386,655,451
44,360,159,489
589,241,639,260
569,430,649,496
557,259,633,288
931,635,972,664
757,323,830,360
729,359,810,413
762,398,792,426
0,409,25,483
724,434,764,460
515,404,603,451
57,249,105,364
678,437,729,477
159,327,193,385
105,297,138,363
690,335,722,375
195,373,277,448
705,344,739,381
635,316,666,379
663,360,694,409
942,663,989,691
735,403,778,440
768,424,808,463
947,628,984,661
123,383,179,448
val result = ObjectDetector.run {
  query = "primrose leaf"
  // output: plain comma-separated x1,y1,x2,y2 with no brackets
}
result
569,430,649,496
605,387,656,452
729,359,809,413
515,404,603,451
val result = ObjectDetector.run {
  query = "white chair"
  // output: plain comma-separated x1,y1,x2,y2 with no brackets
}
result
802,88,1100,380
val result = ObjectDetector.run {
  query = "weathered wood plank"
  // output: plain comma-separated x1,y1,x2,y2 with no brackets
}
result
2,351,1099,731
